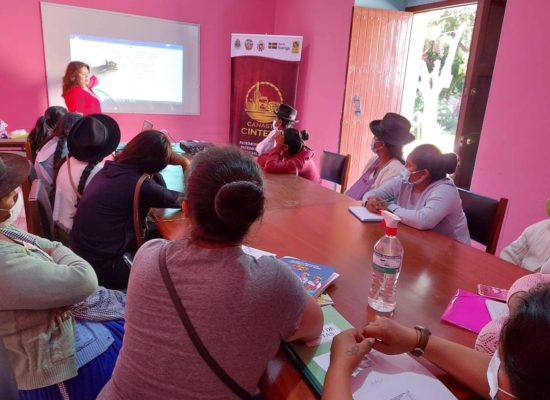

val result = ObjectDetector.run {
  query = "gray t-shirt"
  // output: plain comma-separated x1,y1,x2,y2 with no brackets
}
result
98,238,307,399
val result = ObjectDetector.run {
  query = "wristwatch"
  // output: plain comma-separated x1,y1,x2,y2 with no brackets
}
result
410,325,431,357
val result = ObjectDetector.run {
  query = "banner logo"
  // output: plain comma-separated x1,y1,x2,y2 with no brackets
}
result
257,40,265,52
245,81,283,123
292,40,301,54
244,39,253,50
234,38,241,49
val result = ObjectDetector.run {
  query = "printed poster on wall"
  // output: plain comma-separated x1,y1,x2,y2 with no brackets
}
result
230,33,303,154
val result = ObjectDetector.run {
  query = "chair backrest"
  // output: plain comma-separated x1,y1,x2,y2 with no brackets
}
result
457,188,508,254
27,179,54,240
25,140,35,163
320,150,351,194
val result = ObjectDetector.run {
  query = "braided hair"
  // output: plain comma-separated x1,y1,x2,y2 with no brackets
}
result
48,113,82,205
75,160,100,205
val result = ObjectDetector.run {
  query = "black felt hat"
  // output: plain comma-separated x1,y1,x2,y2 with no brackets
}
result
370,113,415,145
68,114,121,162
0,153,30,198
275,104,299,123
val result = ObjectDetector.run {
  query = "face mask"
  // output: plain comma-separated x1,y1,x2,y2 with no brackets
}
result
272,120,280,130
0,190,23,228
487,350,516,399
400,169,411,182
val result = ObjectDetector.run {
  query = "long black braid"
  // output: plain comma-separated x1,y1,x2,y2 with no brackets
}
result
75,160,100,206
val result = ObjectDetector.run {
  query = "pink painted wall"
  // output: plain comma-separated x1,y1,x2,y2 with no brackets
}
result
273,0,355,158
0,0,275,142
471,0,550,254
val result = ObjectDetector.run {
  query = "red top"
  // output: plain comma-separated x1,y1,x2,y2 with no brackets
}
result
63,77,102,115
257,144,321,183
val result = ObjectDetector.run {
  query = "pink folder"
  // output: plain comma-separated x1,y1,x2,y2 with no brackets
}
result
441,289,492,333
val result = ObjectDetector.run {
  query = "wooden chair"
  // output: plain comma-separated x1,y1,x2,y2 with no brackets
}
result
25,140,35,163
320,150,351,194
458,188,508,254
27,179,54,240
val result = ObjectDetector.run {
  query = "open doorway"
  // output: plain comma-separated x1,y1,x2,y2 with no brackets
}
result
400,4,477,156
340,1,506,189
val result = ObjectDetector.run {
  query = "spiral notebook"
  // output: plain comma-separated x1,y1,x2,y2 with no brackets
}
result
348,206,383,222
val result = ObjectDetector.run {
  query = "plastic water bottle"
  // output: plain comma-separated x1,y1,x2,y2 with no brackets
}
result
368,210,403,312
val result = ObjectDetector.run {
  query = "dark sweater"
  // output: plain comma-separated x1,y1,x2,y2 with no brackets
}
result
70,161,182,267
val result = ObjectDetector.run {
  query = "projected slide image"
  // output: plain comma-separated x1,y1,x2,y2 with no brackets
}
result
69,34,183,104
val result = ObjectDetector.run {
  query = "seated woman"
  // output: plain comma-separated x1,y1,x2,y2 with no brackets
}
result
345,112,414,200
0,153,124,399
34,112,82,196
70,130,189,290
27,106,67,160
97,146,323,399
364,144,470,244
500,197,550,271
476,272,550,354
255,103,298,155
323,283,550,400
257,127,320,183
53,114,121,235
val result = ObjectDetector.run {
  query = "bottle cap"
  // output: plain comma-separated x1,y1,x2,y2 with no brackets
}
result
381,210,400,235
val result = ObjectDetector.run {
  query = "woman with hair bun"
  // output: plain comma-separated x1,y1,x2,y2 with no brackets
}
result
257,127,321,183
98,145,323,399
364,144,470,243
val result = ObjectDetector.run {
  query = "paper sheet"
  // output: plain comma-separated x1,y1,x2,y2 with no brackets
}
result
313,350,456,400
241,245,276,259
349,206,383,222
485,299,509,320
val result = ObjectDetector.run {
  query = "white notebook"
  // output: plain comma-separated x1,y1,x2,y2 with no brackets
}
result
348,206,383,222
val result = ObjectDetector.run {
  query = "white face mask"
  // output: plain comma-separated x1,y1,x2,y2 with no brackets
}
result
272,119,279,130
0,190,23,228
400,168,411,182
487,350,516,399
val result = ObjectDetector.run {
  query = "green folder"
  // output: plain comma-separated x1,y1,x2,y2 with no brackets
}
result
282,306,353,397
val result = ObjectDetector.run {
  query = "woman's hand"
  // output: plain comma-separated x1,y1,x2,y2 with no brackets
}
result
361,317,418,355
365,196,388,213
329,328,375,376
169,151,190,170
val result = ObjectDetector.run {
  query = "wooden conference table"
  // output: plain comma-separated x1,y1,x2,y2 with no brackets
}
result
152,173,527,400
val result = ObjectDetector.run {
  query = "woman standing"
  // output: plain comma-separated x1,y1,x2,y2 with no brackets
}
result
257,127,321,183
364,144,469,243
62,61,102,115
345,113,415,200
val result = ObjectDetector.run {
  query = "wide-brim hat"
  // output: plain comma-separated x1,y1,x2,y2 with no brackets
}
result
370,112,415,145
0,153,30,198
68,114,121,162
275,103,299,123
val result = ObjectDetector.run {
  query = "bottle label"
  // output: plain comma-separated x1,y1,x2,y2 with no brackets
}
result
372,251,401,274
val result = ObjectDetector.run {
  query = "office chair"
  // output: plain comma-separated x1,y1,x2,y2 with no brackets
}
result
320,150,351,194
458,188,508,254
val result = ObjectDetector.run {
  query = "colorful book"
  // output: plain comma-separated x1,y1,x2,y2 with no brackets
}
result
284,306,457,399
280,256,339,298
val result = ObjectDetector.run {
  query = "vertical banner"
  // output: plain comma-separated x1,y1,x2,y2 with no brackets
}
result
230,34,303,154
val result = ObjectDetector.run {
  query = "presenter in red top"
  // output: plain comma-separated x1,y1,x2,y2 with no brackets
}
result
62,60,117,115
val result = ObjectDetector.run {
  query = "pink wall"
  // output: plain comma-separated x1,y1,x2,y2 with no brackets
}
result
273,0,355,158
471,0,550,253
0,0,275,142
